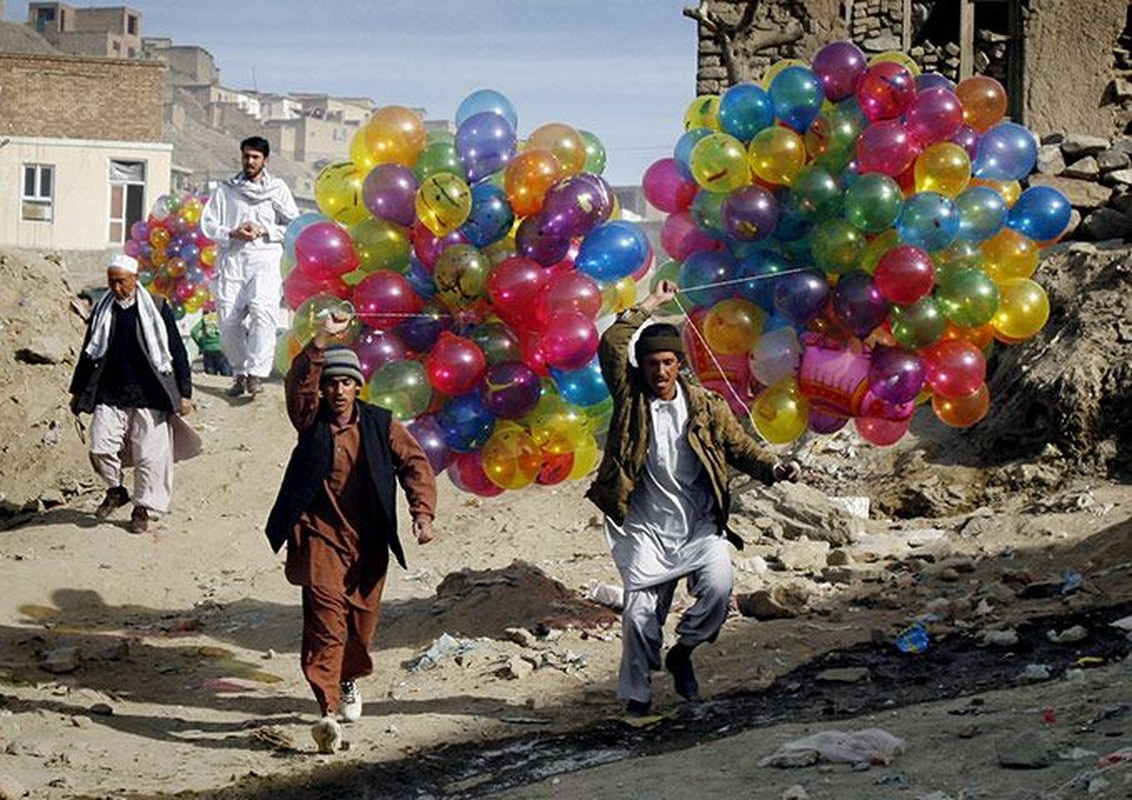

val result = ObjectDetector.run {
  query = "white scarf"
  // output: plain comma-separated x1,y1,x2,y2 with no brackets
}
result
85,288,174,374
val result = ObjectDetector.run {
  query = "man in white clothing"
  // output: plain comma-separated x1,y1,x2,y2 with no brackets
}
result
201,136,298,398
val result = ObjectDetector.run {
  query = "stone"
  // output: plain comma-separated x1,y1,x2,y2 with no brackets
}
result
735,482,864,546
1046,625,1087,644
89,703,113,715
1104,168,1132,186
1017,663,1052,683
15,335,71,365
1061,134,1110,159
1063,156,1100,180
1028,174,1112,209
1097,148,1131,172
850,532,910,562
1081,208,1132,240
504,627,536,648
41,646,81,674
736,587,805,620
862,34,901,52
782,785,809,800
503,655,534,680
980,628,1019,647
995,730,1054,768
816,666,871,683
0,774,28,800
1036,144,1065,175
827,495,870,519
826,548,852,567
774,539,831,573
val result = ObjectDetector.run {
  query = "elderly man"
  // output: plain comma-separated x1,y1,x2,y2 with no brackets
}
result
266,314,437,754
69,254,193,534
200,135,298,399
587,280,800,716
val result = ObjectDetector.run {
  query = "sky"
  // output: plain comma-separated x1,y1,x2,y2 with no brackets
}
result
8,0,699,185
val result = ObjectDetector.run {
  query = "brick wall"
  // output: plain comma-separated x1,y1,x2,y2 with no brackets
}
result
0,52,165,141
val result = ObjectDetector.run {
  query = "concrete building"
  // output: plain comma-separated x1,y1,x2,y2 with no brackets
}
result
27,2,142,59
0,52,170,249
141,37,218,87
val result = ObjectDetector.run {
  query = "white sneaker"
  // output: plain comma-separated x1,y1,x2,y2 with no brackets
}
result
311,715,341,754
340,679,362,722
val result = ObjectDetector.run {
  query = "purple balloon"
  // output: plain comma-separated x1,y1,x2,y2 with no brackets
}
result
515,214,572,266
722,186,779,241
362,164,418,226
353,327,408,379
456,111,518,182
773,269,830,325
811,40,867,102
808,409,849,434
951,125,980,159
868,346,926,404
479,361,542,419
395,302,451,352
406,414,453,474
833,272,888,338
541,174,613,238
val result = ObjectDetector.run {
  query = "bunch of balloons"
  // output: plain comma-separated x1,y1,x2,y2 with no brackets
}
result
278,90,652,495
125,193,217,318
643,42,1068,446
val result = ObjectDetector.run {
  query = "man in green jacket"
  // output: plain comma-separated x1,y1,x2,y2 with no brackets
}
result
586,280,800,716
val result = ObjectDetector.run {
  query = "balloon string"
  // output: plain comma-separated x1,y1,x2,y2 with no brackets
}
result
670,291,754,419
675,267,811,295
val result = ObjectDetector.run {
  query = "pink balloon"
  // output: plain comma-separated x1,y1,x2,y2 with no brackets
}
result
411,223,467,270
905,87,964,146
536,270,603,326
351,270,424,331
283,269,349,310
854,415,911,446
661,211,721,260
294,221,359,280
855,61,916,122
922,339,986,399
642,158,698,213
448,451,504,497
426,332,487,395
487,256,551,331
540,311,598,370
856,121,920,177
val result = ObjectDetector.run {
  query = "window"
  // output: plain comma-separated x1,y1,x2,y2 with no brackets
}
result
108,160,145,243
127,15,138,35
22,164,54,222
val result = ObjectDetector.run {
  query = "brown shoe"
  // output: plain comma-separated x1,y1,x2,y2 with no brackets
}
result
129,506,149,534
95,486,129,520
245,376,263,397
226,375,247,397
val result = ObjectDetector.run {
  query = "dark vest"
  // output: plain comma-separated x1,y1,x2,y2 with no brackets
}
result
265,402,406,569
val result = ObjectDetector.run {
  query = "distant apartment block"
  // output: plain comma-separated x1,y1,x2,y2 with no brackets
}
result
0,52,170,249
27,2,142,59
141,37,218,87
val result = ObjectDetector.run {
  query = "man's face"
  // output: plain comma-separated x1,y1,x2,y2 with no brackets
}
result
641,351,681,401
106,268,137,302
241,147,267,180
322,375,360,417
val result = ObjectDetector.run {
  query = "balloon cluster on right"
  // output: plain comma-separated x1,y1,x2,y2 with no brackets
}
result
644,41,1070,446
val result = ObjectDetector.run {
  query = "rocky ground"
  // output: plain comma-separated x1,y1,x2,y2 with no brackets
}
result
0,244,1128,800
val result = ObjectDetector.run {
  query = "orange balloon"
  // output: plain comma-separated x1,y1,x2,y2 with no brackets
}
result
504,149,565,217
955,76,1007,132
933,383,990,427
527,123,587,175
362,105,426,167
942,321,994,350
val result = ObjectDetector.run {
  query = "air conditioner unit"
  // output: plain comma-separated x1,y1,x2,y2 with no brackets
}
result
22,201,53,222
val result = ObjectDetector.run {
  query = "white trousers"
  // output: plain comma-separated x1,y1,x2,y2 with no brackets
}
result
214,250,282,379
618,547,733,703
89,404,173,513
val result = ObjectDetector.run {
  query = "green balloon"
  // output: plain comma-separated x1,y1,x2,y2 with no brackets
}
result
434,244,491,309
468,321,521,365
935,268,1000,327
426,129,455,146
791,166,841,220
890,296,946,349
844,174,904,234
810,218,865,275
349,217,410,274
649,259,684,315
413,140,464,183
691,190,727,236
368,360,431,420
580,129,606,175
859,229,900,274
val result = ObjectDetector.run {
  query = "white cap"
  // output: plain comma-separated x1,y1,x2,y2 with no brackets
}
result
107,253,139,274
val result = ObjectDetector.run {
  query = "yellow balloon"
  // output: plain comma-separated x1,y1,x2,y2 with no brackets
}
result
349,217,410,274
981,228,1038,283
991,277,1049,341
970,178,1021,207
703,298,765,354
415,172,472,236
748,126,806,187
527,123,587,175
315,161,368,225
913,142,971,198
362,105,426,167
524,395,590,455
566,435,599,481
761,58,808,89
612,276,638,312
481,428,543,490
684,94,722,131
349,127,377,172
751,379,809,444
868,50,921,76
690,132,751,193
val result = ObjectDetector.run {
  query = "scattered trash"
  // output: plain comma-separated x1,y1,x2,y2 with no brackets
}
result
1095,747,1132,769
1018,663,1052,683
1046,625,1088,644
895,622,929,654
586,583,624,611
1059,569,1083,596
828,495,870,519
980,628,1020,647
405,633,480,672
759,728,905,767
781,785,809,800
1042,707,1058,724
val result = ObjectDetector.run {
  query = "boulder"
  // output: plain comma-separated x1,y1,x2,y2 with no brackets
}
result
1081,208,1132,240
1036,144,1065,175
735,482,864,546
1062,156,1099,180
1060,134,1110,159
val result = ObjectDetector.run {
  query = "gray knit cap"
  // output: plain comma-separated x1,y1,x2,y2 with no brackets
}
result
321,345,364,385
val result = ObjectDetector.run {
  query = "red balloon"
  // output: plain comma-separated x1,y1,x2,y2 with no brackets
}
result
426,332,487,395
351,270,424,331
856,121,919,177
283,269,349,310
536,270,602,327
874,245,935,304
487,256,550,331
448,452,504,497
922,339,986,398
642,158,698,213
536,451,575,485
519,329,550,376
660,211,721,261
855,61,916,121
294,221,359,280
541,311,599,370
854,415,911,446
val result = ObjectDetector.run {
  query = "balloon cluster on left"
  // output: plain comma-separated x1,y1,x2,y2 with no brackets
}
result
278,92,650,496
125,193,217,318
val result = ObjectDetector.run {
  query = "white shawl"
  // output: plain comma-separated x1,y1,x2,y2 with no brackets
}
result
85,288,173,374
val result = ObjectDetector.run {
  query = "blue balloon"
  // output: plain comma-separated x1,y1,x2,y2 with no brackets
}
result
719,83,775,142
404,254,438,299
437,392,496,453
769,66,824,133
736,250,790,311
549,358,609,407
678,249,736,307
456,111,517,182
1007,186,1072,242
673,128,714,182
460,182,515,247
455,89,517,130
955,186,1007,242
773,269,830,325
973,122,1038,181
575,221,650,282
897,192,960,251
395,302,449,352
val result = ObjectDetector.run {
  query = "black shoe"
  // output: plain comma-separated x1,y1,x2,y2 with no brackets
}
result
95,486,129,520
245,376,263,397
625,699,652,717
665,644,700,701
226,376,247,397
129,506,149,534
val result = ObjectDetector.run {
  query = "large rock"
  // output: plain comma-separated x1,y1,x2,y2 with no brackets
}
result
14,335,72,365
1097,147,1131,173
1081,208,1132,240
1036,144,1065,175
1060,133,1111,159
734,482,864,545
1062,156,1099,180
1027,174,1112,209
773,538,831,572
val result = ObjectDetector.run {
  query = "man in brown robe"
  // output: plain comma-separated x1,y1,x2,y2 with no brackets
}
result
266,314,436,754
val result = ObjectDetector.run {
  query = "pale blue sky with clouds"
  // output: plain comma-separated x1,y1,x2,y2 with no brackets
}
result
9,1,699,185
